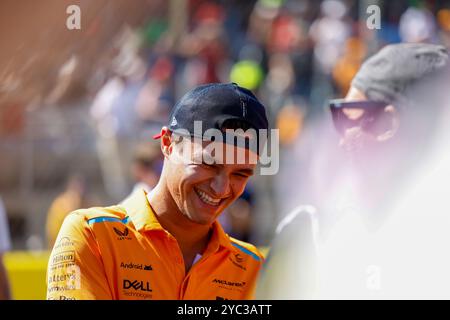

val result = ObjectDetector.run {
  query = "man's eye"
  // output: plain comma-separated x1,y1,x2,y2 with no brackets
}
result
233,173,249,178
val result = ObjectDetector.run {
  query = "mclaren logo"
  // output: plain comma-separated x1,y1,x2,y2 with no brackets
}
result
212,279,246,288
213,278,246,293
113,227,132,240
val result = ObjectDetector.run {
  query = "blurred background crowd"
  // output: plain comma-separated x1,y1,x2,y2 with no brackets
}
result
1,0,450,259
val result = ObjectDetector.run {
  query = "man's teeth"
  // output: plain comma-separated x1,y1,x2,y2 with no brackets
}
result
195,189,221,206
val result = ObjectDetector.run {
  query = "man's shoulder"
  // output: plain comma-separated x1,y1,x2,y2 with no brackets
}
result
228,237,264,263
55,205,134,250
64,205,129,228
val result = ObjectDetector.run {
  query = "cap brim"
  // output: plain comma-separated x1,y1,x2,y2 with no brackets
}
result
152,133,163,139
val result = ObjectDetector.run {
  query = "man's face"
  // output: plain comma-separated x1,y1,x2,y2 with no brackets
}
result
165,135,256,225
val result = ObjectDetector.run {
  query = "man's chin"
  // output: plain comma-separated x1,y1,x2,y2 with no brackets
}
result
187,215,216,226
182,208,218,226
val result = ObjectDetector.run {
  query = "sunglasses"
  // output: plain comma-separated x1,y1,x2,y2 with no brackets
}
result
329,99,391,136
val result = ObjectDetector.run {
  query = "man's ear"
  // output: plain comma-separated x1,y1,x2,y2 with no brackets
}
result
160,127,173,158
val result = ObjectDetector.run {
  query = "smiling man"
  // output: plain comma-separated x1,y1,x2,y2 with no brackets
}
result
46,83,268,300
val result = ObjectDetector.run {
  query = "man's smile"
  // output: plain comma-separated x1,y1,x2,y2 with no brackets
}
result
194,187,223,207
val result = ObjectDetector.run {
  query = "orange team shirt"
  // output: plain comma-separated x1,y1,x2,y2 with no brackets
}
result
46,189,264,300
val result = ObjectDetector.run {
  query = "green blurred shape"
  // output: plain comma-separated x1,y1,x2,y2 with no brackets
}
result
230,60,264,90
259,0,285,9
140,19,168,46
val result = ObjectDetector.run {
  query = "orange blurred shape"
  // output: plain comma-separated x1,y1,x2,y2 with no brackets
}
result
0,102,25,136
332,37,367,96
276,104,304,145
344,37,367,60
437,9,450,32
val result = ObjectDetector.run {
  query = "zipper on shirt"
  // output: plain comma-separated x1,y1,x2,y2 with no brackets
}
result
163,232,201,299
163,231,217,299
178,250,216,299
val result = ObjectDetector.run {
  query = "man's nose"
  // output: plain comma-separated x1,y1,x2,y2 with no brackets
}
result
210,173,231,197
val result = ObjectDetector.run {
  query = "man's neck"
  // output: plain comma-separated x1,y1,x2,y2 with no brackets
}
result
146,183,212,269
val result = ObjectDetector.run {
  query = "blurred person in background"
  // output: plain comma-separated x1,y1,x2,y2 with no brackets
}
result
46,174,91,249
332,37,367,97
0,196,11,299
399,6,437,44
272,97,311,216
134,55,175,127
219,186,255,243
437,8,450,48
309,0,350,75
308,0,351,107
258,43,450,299
176,1,230,93
122,140,163,202
89,27,150,200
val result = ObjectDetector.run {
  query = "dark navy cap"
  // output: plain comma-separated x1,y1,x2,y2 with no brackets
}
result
154,83,268,142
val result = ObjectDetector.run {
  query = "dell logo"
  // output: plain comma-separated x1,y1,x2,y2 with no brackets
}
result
123,279,152,292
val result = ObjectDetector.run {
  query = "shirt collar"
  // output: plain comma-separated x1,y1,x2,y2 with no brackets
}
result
120,188,234,252
120,188,164,231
